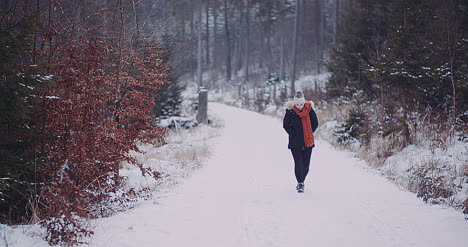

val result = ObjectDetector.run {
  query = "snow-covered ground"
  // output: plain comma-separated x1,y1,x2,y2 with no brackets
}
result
2,102,467,246
316,118,468,209
380,141,467,205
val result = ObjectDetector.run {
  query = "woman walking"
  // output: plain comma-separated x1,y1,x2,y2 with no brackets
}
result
283,91,319,193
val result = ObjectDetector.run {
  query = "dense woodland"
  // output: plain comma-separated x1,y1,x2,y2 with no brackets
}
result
1,0,466,245
328,0,467,147
325,0,467,216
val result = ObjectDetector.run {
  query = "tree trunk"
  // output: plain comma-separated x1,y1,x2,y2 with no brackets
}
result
233,30,238,76
320,0,324,65
444,4,459,122
206,0,210,66
400,88,411,145
234,2,242,74
334,0,339,44
191,11,195,79
267,34,272,74
244,0,250,82
237,29,242,74
259,23,264,69
213,3,217,69
291,0,301,96
233,6,241,76
224,0,231,81
314,0,322,73
197,0,208,125
197,0,203,89
266,7,272,74
280,22,285,81
450,63,456,121
33,0,40,64
318,0,323,73
131,0,141,50
300,0,306,54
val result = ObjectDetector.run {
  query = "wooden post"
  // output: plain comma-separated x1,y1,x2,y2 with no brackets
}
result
196,0,208,125
197,87,208,124
273,82,277,103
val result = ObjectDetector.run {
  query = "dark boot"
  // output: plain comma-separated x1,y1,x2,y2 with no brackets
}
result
296,182,304,193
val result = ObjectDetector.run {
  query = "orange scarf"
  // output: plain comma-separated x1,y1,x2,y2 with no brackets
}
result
293,102,315,147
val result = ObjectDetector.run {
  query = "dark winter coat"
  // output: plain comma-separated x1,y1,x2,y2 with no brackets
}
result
283,101,319,150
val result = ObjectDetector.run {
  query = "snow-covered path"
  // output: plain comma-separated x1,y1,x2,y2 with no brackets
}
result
90,103,467,247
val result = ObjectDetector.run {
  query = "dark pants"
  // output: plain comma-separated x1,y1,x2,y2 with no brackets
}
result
291,147,313,183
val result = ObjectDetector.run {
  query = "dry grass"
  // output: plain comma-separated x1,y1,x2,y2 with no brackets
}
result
357,131,406,167
26,194,41,224
126,126,216,178
130,143,212,169
171,143,211,167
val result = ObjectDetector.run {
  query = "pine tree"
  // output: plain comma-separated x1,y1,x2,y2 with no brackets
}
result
0,13,46,223
380,0,435,144
153,80,185,120
325,1,382,99
152,37,185,120
424,0,468,119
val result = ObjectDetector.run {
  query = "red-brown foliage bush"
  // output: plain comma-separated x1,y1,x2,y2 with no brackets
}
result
30,11,168,246
3,0,169,244
41,174,93,245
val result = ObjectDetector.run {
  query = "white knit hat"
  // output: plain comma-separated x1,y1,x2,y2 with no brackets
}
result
294,91,305,105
